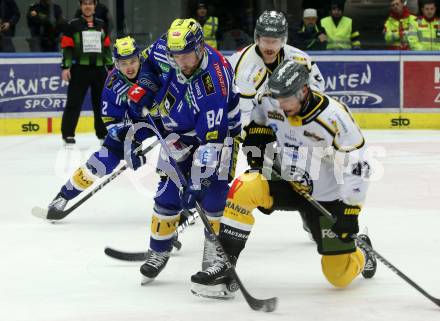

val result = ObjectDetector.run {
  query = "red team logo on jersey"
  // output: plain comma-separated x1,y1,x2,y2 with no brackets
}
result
227,178,244,199
127,84,146,103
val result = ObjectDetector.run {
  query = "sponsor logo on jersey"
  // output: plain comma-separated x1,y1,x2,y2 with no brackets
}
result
202,72,215,96
159,90,176,116
330,119,339,133
267,110,284,121
170,81,180,94
194,80,203,98
139,77,160,92
158,62,170,73
206,130,218,141
303,130,324,141
252,67,265,85
106,74,117,89
156,44,167,52
225,200,250,215
213,63,227,96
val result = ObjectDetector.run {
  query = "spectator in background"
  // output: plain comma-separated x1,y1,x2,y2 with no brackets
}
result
60,0,112,146
290,8,327,50
408,0,439,50
194,2,218,49
384,0,416,50
302,0,346,20
320,0,360,50
219,15,252,50
0,0,20,52
75,0,111,33
27,0,66,52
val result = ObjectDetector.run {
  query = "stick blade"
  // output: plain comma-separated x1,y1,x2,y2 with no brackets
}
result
248,296,278,312
31,206,48,219
430,296,440,308
104,247,148,261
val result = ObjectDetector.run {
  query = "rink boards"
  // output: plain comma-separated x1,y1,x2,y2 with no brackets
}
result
0,51,439,135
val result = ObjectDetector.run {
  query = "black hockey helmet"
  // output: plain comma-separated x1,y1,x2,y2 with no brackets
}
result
268,60,309,99
254,10,288,44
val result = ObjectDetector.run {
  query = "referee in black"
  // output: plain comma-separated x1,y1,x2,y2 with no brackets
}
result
60,0,112,146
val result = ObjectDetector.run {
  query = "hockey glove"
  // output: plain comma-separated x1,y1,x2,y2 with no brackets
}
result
127,72,160,120
329,201,361,242
180,178,211,209
107,123,130,142
125,139,147,170
242,121,276,170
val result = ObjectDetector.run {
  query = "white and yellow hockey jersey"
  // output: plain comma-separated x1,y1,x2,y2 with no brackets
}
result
253,91,370,205
228,44,325,125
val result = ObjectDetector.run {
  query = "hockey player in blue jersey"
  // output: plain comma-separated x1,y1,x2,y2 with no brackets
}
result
125,18,241,283
44,36,159,219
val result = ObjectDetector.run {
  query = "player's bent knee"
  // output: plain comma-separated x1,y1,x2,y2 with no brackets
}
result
321,249,365,288
221,172,273,231
86,147,120,177
227,172,273,210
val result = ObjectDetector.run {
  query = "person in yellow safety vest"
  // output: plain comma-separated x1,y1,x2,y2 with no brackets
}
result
408,0,440,50
383,0,417,50
195,2,218,49
320,0,360,50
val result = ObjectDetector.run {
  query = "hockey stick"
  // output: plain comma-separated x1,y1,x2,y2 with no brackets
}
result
104,209,199,261
31,139,160,221
287,180,440,308
144,114,278,312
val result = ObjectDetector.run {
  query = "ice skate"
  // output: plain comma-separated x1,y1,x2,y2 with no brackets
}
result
191,257,238,299
46,193,68,221
140,249,170,285
63,137,76,148
201,236,218,270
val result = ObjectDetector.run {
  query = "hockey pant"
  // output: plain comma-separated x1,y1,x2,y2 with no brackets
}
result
61,135,125,200
219,172,366,288
149,157,229,252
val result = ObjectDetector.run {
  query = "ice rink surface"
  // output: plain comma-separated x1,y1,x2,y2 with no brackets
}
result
1,130,440,321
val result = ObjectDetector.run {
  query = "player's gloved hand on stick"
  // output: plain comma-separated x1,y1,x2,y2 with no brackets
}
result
107,123,130,142
242,121,276,170
127,72,160,120
329,201,361,242
125,139,146,170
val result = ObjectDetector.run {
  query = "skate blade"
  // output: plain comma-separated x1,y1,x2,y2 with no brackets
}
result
141,275,155,286
190,283,235,300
